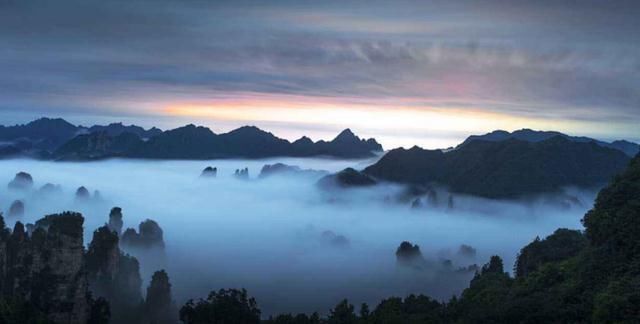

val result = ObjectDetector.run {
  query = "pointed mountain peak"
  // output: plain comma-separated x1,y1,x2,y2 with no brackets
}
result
293,136,314,145
333,128,359,142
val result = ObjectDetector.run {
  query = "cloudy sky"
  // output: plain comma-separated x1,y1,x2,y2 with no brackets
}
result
1,0,638,148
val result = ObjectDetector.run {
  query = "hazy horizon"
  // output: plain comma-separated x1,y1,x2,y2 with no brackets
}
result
1,115,638,151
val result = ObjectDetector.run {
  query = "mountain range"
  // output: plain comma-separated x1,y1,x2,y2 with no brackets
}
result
0,118,383,160
356,136,632,198
2,118,637,198
460,129,639,157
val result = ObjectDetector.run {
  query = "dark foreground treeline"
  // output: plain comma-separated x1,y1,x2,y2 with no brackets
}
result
1,154,638,323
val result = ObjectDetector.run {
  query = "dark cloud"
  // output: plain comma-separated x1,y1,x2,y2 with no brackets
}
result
0,0,638,138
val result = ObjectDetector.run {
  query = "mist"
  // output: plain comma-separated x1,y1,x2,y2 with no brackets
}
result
0,158,593,316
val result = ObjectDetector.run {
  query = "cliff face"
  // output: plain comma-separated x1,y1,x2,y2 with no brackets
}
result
0,212,89,323
86,226,143,323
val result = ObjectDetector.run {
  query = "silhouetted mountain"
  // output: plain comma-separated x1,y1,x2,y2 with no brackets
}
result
317,167,377,189
609,140,640,157
129,124,219,159
54,131,144,160
88,122,162,139
0,118,159,158
461,128,639,157
259,163,327,179
217,126,291,157
127,125,382,159
0,212,96,323
294,129,383,158
364,136,630,198
0,117,81,151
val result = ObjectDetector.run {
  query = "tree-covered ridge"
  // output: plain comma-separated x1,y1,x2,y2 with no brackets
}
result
363,136,630,198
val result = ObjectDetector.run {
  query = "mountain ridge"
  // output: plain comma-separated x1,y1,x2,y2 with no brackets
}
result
460,128,639,157
0,117,383,160
360,135,631,198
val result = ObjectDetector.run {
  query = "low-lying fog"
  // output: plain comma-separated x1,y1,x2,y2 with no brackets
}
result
0,158,594,316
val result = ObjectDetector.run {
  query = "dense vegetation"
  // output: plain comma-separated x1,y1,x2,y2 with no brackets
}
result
364,136,630,198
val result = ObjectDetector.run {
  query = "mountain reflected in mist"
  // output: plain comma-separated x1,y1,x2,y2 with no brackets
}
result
0,157,591,316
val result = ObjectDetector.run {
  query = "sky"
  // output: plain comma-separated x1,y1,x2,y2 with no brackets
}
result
0,0,639,149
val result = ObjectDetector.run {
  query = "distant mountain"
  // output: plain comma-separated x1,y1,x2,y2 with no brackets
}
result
317,167,377,189
294,129,383,158
363,136,630,198
0,117,81,150
54,132,144,160
0,118,162,155
216,126,292,158
258,163,328,179
127,125,382,159
460,129,639,157
129,124,218,159
87,122,162,139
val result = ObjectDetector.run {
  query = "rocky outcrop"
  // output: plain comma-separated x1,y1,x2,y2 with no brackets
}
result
396,241,426,269
144,270,176,324
317,168,377,189
410,198,423,210
258,163,327,179
85,225,143,323
457,244,477,258
0,212,91,323
259,163,299,178
426,189,438,207
93,190,103,202
39,183,62,195
121,219,165,250
234,168,249,180
8,172,33,190
201,166,217,178
8,200,24,217
320,230,350,248
108,207,123,236
75,186,90,201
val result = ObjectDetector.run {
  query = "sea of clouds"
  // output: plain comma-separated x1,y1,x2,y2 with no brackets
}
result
0,157,592,315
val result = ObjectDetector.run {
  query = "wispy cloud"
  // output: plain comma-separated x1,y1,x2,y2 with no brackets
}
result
1,0,638,146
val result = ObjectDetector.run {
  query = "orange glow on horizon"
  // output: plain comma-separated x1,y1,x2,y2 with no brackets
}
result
163,95,592,137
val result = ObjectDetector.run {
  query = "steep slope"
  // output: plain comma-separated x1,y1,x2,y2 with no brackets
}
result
54,131,144,160
0,213,93,323
306,129,383,158
364,136,630,198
